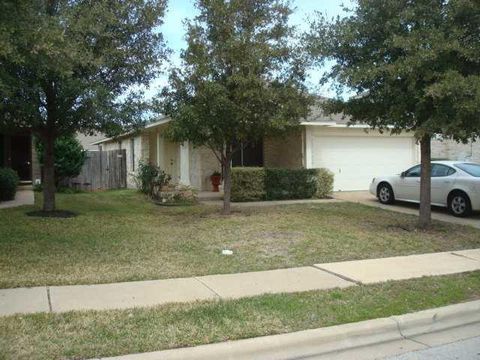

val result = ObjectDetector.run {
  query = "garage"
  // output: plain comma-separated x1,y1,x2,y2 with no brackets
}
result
307,127,419,191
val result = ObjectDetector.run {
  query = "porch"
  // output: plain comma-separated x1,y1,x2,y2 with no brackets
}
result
0,132,40,183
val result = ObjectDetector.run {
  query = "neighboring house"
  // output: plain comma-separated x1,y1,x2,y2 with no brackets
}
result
94,104,420,192
0,131,104,184
432,138,480,163
76,132,105,151
0,131,41,184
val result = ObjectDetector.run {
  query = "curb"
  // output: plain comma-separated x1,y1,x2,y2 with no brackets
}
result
98,300,480,360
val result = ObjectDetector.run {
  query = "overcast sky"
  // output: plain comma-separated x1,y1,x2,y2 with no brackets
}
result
147,0,354,98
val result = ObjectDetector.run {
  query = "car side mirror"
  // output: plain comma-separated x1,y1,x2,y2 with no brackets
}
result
400,171,406,178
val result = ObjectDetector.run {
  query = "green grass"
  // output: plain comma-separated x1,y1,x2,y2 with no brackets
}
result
1,272,479,360
0,190,479,288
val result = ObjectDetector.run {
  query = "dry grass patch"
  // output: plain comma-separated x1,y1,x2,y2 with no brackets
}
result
0,190,479,288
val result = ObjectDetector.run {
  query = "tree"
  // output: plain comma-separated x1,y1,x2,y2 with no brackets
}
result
307,0,480,228
36,135,86,186
161,0,313,215
0,0,166,212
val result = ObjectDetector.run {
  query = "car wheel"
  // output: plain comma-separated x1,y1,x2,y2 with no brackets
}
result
377,183,395,204
448,192,472,217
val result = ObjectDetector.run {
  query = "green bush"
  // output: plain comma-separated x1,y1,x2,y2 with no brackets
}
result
36,135,86,185
0,168,19,201
265,168,319,200
315,168,334,198
231,167,266,202
134,161,171,196
231,167,334,202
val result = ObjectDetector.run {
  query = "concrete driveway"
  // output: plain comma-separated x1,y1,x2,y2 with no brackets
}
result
334,191,480,229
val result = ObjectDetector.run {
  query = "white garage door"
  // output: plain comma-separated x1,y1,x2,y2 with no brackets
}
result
311,135,416,191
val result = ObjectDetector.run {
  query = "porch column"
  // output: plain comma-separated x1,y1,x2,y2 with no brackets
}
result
156,132,165,169
179,141,190,186
304,126,313,169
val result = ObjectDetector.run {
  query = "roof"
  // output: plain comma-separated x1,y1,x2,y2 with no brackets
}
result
92,99,356,146
301,98,351,126
91,117,171,145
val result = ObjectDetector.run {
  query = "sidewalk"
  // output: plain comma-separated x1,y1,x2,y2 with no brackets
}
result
0,188,34,209
1,249,479,317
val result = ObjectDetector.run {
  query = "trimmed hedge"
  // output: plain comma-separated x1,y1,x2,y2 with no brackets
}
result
0,168,19,201
231,167,266,202
231,167,334,202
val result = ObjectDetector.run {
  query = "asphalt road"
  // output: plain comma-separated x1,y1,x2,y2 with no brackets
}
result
385,336,480,360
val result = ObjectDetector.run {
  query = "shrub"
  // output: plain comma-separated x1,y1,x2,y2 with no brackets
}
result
36,136,86,185
231,167,266,202
134,162,171,196
231,167,334,202
265,168,318,200
0,168,19,201
315,168,334,198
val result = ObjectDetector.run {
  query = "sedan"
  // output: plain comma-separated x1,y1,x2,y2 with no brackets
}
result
369,161,480,217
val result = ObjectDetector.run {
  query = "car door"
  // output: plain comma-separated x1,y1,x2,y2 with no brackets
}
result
430,164,457,206
395,165,421,201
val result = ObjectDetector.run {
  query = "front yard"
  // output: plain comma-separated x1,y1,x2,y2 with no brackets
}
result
1,190,480,288
1,272,479,359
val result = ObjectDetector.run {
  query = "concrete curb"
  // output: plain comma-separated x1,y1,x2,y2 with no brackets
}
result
97,300,480,360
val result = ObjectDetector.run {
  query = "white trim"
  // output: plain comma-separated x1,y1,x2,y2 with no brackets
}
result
156,132,165,169
91,117,172,145
179,141,190,186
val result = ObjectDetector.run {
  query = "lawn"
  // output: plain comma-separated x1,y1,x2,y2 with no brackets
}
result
0,190,479,288
1,271,479,360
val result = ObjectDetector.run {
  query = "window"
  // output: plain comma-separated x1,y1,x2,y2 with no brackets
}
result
455,163,480,177
431,164,456,177
232,141,263,167
405,165,421,177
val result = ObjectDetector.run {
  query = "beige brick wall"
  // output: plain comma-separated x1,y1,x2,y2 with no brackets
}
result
432,139,480,163
264,130,304,169
191,145,220,191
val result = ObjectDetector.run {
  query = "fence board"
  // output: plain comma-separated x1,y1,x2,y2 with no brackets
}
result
68,150,126,191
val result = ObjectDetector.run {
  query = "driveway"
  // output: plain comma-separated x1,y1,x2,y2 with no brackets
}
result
334,191,480,229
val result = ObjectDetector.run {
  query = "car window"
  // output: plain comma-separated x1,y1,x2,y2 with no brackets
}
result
405,165,421,177
431,164,456,177
455,163,480,177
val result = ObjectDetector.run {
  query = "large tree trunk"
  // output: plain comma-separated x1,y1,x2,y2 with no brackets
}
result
222,146,232,215
418,135,431,229
42,133,56,212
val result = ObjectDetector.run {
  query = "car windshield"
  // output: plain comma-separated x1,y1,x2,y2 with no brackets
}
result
455,163,480,177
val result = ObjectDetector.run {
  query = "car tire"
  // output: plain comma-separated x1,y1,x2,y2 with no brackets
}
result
448,191,472,217
377,183,395,205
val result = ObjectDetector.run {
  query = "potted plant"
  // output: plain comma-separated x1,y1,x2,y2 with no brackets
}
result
210,170,222,192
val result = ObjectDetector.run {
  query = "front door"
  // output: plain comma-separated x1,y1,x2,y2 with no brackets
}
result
10,135,32,181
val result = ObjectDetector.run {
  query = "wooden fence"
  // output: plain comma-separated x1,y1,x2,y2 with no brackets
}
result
67,149,127,191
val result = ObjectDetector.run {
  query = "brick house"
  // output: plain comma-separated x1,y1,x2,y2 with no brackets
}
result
93,104,419,192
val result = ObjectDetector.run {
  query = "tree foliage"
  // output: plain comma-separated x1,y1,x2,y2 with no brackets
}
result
307,0,480,227
161,0,313,214
0,0,167,211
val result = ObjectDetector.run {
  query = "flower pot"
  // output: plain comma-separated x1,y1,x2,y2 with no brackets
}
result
210,175,222,192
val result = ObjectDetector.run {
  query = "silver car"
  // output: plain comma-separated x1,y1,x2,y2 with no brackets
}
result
369,161,480,217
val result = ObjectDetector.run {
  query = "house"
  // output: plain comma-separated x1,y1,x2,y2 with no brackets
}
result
432,137,480,163
0,131,105,185
93,104,420,192
0,131,41,184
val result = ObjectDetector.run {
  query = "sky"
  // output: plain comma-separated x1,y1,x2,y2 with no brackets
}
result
147,0,354,98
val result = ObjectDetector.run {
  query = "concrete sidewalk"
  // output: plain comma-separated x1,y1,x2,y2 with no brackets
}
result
1,249,480,317
0,189,34,209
